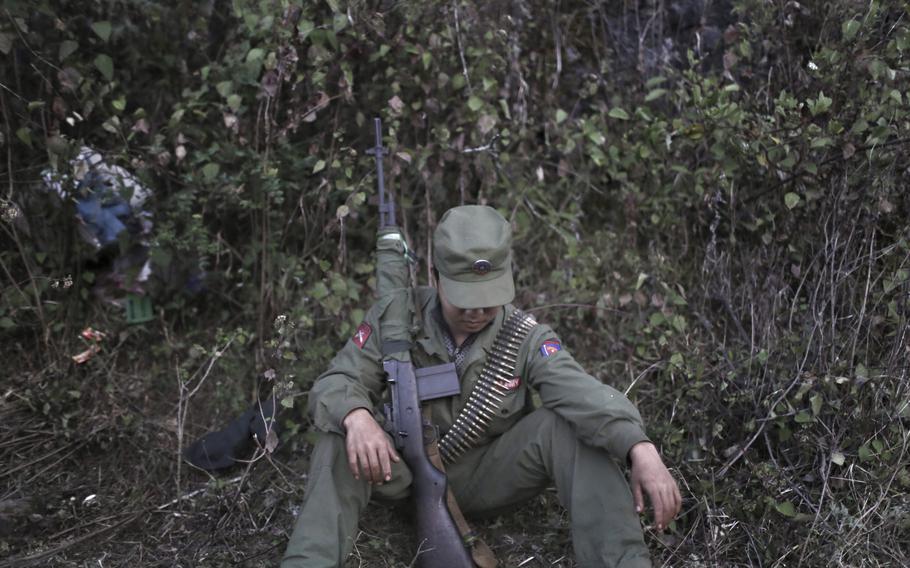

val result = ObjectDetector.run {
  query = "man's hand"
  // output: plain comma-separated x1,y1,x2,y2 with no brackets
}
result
628,441,682,531
342,408,400,485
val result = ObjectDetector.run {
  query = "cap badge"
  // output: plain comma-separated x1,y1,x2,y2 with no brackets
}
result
472,259,492,275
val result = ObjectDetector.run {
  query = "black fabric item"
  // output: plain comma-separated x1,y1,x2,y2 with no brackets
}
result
183,398,279,471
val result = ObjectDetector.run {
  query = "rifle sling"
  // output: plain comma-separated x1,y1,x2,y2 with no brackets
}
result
422,406,498,568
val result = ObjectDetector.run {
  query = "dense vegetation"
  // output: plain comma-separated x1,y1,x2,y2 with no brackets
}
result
1,0,908,566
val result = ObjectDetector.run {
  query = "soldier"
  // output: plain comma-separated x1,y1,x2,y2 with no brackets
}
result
282,205,681,567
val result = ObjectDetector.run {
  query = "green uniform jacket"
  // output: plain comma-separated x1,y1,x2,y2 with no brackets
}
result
309,287,650,462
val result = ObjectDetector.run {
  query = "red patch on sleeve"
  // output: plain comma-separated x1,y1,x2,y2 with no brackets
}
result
352,322,372,349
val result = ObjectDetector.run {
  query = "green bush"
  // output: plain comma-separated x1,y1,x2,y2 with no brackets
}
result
1,0,907,564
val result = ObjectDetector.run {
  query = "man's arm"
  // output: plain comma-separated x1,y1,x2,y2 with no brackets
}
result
307,298,392,435
522,324,651,460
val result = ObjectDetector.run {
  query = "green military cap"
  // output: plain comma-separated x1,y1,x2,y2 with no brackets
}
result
433,205,515,309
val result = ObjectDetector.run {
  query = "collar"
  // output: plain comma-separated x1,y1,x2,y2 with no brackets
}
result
416,291,452,361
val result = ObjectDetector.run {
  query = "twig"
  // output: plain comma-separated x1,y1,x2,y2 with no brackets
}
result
625,360,663,396
797,446,833,567
462,133,500,154
1,87,17,201
44,511,140,541
408,539,434,568
0,511,142,568
425,184,434,284
175,335,236,499
0,430,43,449
156,475,243,511
0,440,84,480
850,228,875,366
0,80,26,103
452,0,472,92
550,1,562,90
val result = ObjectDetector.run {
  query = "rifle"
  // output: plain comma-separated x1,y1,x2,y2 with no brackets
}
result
369,118,474,568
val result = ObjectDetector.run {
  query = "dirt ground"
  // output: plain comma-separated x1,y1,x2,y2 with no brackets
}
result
0,344,611,568
0,395,581,567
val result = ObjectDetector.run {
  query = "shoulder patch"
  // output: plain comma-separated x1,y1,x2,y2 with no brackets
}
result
539,339,562,357
352,322,372,349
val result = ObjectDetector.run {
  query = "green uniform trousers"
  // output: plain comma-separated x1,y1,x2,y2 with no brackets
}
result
281,408,651,568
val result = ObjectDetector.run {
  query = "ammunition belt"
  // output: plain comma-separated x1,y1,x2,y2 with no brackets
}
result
438,309,538,464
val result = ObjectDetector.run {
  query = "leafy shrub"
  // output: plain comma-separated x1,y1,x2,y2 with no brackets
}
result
1,0,907,564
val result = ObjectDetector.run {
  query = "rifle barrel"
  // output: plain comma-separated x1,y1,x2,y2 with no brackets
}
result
371,117,395,228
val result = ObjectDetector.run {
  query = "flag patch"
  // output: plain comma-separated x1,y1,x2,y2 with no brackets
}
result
352,322,372,349
540,339,562,357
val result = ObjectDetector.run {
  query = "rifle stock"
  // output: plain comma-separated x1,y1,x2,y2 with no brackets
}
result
384,359,474,568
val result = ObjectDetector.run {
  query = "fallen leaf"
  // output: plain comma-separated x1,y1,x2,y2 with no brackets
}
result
223,113,238,131
478,113,497,135
132,118,150,134
58,67,83,92
72,345,100,364
265,429,279,453
842,143,856,160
